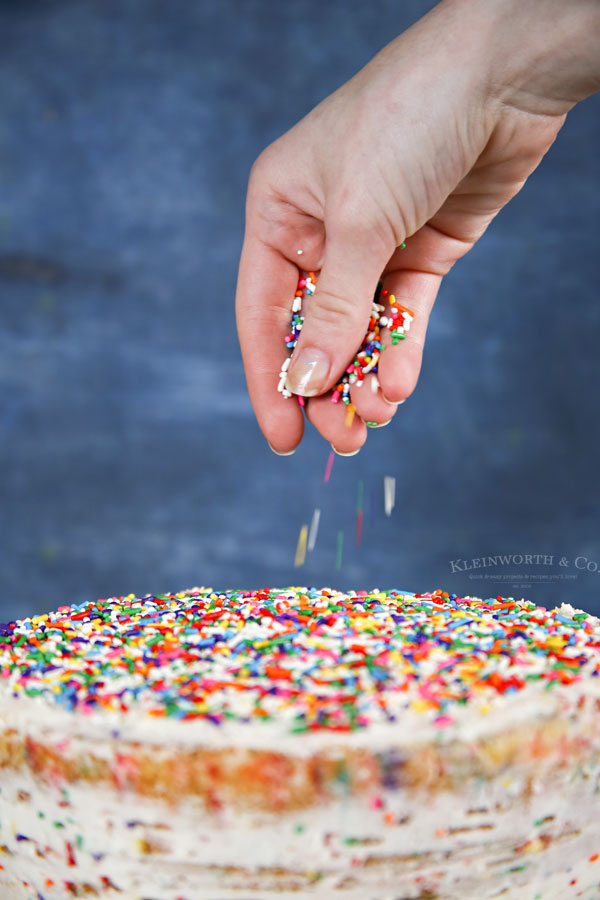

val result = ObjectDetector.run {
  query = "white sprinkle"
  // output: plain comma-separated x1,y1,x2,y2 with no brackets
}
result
371,374,379,394
297,249,303,255
281,357,291,372
307,508,321,552
292,297,302,312
384,476,396,517
277,375,287,392
282,389,292,399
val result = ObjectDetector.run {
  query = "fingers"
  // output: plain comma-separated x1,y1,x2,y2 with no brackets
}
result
235,234,305,454
285,223,394,398
349,373,399,426
376,269,443,404
305,394,368,456
304,263,440,454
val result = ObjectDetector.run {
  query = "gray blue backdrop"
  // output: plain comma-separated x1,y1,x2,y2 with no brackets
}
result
1,0,599,620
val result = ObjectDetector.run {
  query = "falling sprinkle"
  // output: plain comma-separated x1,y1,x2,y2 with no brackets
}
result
307,508,321,552
384,476,396,517
294,525,308,568
355,481,365,547
355,510,363,548
335,530,344,571
324,450,335,483
356,480,364,511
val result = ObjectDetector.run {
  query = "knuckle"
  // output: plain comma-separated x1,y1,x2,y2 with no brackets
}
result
311,288,356,326
248,144,277,193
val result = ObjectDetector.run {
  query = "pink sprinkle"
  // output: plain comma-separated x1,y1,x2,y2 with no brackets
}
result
370,795,384,810
324,450,335,483
297,395,305,407
434,715,454,728
355,510,363,547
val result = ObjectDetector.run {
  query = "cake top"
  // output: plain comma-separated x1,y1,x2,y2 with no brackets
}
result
1,588,599,742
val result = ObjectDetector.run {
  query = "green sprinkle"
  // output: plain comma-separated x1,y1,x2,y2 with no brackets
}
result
357,480,364,513
335,530,344,571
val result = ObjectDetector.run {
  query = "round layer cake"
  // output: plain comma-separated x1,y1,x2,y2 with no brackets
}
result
0,587,599,900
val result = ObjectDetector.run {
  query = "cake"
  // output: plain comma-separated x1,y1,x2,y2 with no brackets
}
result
1,587,599,900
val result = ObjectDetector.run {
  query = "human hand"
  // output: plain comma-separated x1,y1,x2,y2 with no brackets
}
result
236,0,600,455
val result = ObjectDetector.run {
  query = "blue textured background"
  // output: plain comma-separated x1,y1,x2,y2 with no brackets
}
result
1,0,599,620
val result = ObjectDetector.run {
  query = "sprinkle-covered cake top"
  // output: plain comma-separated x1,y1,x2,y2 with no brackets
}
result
1,588,599,736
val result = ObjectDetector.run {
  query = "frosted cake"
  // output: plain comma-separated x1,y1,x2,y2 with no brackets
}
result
1,587,599,899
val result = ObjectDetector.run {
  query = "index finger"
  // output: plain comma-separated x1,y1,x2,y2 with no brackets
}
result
235,233,304,454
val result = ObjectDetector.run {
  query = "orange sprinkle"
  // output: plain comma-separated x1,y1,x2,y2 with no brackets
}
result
589,853,599,862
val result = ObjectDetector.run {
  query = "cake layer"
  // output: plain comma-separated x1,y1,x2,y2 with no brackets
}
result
1,753,600,899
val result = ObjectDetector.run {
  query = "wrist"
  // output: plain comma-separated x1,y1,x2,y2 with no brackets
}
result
448,0,600,116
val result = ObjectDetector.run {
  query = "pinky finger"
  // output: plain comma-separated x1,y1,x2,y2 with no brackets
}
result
377,270,442,405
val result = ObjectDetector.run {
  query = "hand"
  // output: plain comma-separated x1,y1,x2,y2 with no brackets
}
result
236,0,600,455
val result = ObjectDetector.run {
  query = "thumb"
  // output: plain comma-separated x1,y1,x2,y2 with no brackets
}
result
285,224,395,397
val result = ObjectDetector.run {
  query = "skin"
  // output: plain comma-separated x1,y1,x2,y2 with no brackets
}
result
236,0,600,455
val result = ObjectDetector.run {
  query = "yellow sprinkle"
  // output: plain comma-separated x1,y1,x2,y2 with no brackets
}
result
523,838,545,855
294,524,308,568
411,699,431,713
345,403,356,428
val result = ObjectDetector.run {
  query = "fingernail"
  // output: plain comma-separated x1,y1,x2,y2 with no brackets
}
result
330,443,360,457
285,348,330,397
267,441,296,456
382,396,406,407
365,419,393,428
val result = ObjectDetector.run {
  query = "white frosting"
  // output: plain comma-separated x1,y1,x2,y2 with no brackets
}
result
1,673,600,757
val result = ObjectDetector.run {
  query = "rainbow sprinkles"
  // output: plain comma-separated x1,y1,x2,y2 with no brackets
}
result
278,271,415,411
